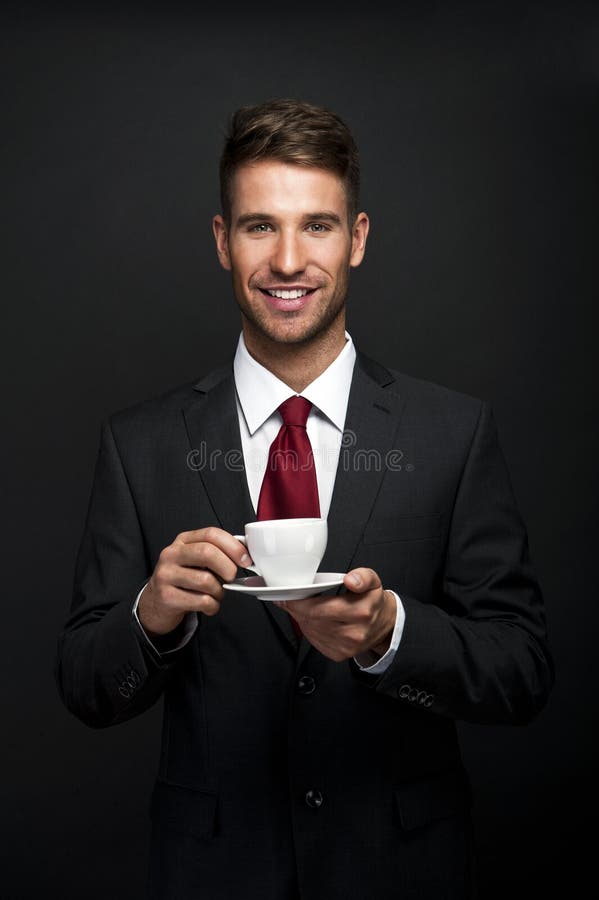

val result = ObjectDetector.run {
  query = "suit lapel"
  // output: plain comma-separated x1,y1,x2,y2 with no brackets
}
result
320,352,405,574
298,353,405,666
182,367,298,650
183,367,255,536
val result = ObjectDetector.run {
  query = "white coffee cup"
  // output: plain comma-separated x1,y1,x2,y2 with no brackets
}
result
235,518,327,587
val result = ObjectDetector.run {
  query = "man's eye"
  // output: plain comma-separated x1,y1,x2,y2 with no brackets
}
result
250,223,273,232
307,223,328,233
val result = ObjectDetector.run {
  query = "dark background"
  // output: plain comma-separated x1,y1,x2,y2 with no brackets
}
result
2,2,597,897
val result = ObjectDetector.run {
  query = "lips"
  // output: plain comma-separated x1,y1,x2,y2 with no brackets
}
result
259,286,317,312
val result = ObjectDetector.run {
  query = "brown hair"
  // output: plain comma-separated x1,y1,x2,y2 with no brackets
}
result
219,98,360,225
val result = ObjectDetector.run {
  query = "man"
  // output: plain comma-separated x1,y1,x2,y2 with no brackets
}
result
56,98,553,899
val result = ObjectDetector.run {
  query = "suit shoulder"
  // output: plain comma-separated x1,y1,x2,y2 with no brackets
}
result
359,352,484,417
384,366,489,449
106,363,232,433
392,369,484,415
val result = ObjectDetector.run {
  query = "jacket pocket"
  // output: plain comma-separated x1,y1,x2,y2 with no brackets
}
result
393,768,471,831
150,778,218,840
364,513,442,545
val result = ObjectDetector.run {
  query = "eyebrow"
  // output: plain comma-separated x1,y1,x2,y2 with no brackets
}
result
235,211,344,228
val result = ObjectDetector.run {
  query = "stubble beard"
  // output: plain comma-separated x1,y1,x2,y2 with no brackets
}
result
234,273,350,349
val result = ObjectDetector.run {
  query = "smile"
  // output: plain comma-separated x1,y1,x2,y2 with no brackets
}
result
259,287,316,312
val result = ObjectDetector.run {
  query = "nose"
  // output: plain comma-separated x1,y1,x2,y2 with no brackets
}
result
270,230,306,277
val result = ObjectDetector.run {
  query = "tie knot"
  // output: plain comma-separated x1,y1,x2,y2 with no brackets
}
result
278,395,312,428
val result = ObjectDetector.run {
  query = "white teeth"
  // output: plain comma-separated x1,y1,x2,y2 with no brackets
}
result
267,289,308,299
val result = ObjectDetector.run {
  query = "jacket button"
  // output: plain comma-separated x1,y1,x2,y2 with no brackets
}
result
305,789,324,809
297,675,316,695
398,684,411,699
424,694,434,707
408,688,419,702
417,691,427,705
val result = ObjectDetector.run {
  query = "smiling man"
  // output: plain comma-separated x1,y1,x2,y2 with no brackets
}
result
56,99,553,900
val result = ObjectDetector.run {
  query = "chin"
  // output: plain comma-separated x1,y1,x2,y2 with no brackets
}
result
265,317,333,347
242,303,345,348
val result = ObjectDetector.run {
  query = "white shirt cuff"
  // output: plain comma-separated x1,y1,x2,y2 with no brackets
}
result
353,591,405,674
133,583,198,655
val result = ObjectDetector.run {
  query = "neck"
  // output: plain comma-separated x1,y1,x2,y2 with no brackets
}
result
242,318,347,393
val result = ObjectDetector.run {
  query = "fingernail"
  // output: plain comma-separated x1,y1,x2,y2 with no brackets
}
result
240,553,251,566
348,573,362,587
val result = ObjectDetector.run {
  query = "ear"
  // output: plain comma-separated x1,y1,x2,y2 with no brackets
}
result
349,212,370,268
212,215,231,271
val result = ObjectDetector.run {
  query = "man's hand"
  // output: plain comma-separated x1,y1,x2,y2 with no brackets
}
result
276,568,396,663
138,527,251,637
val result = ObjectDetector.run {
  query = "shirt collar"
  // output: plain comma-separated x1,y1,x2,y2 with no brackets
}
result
233,332,356,436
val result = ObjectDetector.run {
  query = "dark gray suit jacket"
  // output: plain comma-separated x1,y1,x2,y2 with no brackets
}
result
56,352,553,899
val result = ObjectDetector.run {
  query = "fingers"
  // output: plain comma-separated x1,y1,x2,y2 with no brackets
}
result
280,594,348,622
169,541,238,585
167,565,224,599
176,527,252,571
140,527,250,634
276,569,389,662
147,583,222,617
156,527,253,588
282,569,382,621
138,577,222,635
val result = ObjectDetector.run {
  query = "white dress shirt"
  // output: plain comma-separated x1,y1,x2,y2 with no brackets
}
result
135,332,405,673
234,330,354,519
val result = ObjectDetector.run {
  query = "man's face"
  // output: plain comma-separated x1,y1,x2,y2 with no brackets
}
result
213,161,369,347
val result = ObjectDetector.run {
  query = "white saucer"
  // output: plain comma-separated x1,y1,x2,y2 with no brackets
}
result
223,572,346,602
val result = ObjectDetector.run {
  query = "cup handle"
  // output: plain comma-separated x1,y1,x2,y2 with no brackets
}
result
233,535,261,576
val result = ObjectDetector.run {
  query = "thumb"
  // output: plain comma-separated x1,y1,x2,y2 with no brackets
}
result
343,569,378,593
343,568,381,593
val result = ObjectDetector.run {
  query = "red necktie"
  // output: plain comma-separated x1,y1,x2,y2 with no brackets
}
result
257,396,321,521
257,396,320,640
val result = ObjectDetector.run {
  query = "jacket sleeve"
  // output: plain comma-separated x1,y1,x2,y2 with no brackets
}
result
351,402,554,725
55,418,184,728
